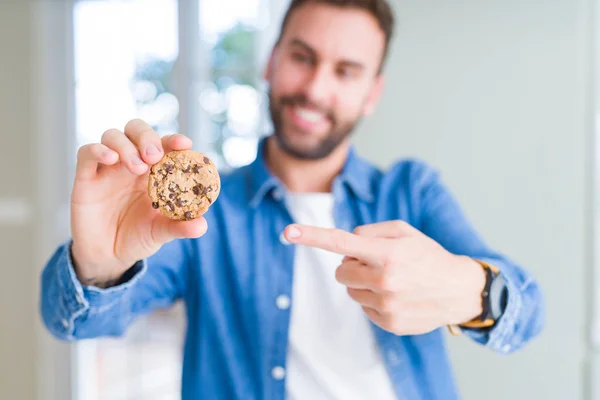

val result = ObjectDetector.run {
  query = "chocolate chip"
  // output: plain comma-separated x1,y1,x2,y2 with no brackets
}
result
203,186,213,194
169,193,176,200
176,198,185,207
153,181,158,187
184,211,192,220
193,185,202,195
165,164,174,173
183,165,191,173
193,165,200,173
166,201,175,211
203,157,210,164
168,182,179,192
207,197,213,204
152,202,159,209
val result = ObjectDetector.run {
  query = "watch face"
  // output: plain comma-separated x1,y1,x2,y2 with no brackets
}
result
489,273,507,320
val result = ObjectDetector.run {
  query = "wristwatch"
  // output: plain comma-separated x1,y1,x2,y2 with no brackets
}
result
448,260,508,336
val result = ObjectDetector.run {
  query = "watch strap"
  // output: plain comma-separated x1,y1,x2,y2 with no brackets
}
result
448,260,500,336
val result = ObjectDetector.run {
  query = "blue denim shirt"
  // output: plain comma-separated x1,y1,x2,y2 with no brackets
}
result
40,139,544,400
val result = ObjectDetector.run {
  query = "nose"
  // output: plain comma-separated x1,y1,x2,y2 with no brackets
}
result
302,66,333,108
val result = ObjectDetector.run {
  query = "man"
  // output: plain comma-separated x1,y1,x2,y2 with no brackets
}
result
40,0,544,399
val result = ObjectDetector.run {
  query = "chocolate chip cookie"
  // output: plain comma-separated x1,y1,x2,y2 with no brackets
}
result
148,150,220,220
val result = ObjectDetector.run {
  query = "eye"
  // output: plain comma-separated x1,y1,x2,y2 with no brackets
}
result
337,67,355,80
292,52,312,65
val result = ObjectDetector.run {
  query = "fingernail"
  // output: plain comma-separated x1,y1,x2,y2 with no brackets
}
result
131,155,144,165
287,226,301,239
146,145,160,156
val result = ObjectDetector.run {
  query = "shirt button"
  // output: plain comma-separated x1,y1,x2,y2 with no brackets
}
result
387,350,400,366
271,366,286,380
276,295,290,310
61,319,69,329
279,231,290,245
272,189,284,201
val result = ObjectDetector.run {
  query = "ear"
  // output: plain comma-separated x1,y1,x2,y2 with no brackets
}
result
362,74,384,117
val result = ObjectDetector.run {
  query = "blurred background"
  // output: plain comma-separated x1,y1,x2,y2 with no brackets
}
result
0,0,594,399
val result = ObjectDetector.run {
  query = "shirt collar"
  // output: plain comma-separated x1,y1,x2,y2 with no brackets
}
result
248,136,376,208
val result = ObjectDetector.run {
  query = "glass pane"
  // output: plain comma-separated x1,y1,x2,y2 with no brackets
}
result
72,1,183,399
197,0,269,170
74,0,179,149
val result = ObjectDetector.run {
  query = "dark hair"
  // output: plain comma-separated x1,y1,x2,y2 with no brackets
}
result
276,0,395,74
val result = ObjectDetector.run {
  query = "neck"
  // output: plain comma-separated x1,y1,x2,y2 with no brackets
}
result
265,136,350,193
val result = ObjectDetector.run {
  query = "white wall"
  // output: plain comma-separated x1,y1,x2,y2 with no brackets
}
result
354,0,592,399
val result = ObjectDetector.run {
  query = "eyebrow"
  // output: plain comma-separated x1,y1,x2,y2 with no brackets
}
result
289,38,365,71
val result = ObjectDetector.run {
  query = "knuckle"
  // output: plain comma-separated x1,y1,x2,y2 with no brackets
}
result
379,310,401,331
375,313,396,332
124,119,154,140
394,219,408,232
395,220,417,235
100,128,122,143
378,295,396,313
394,220,409,230
77,143,101,160
346,287,357,300
381,251,397,271
374,274,392,292
124,118,145,132
390,319,403,335
76,144,89,159
353,225,365,235
381,259,395,277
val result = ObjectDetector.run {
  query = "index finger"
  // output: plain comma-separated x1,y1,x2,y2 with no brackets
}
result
284,224,386,266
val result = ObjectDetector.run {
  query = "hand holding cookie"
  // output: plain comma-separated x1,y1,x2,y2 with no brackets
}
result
70,119,212,288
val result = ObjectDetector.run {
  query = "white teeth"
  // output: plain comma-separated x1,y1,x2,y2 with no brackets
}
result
295,106,325,123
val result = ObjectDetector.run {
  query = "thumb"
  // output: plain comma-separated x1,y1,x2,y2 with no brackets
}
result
353,220,419,239
151,215,208,243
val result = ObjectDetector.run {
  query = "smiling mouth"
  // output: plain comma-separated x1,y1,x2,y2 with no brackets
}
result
287,105,331,131
295,106,326,122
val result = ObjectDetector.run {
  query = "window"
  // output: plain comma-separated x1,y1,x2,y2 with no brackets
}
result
71,0,280,398
197,0,269,169
73,0,180,146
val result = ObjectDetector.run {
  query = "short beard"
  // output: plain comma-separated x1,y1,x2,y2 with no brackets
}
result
268,90,360,160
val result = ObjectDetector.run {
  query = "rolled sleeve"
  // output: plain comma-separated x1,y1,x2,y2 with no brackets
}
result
460,258,544,354
407,161,545,354
40,240,147,340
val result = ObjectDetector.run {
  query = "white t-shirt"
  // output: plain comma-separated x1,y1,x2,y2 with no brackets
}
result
284,192,398,400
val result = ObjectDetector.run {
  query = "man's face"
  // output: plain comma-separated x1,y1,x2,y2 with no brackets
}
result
265,3,386,160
